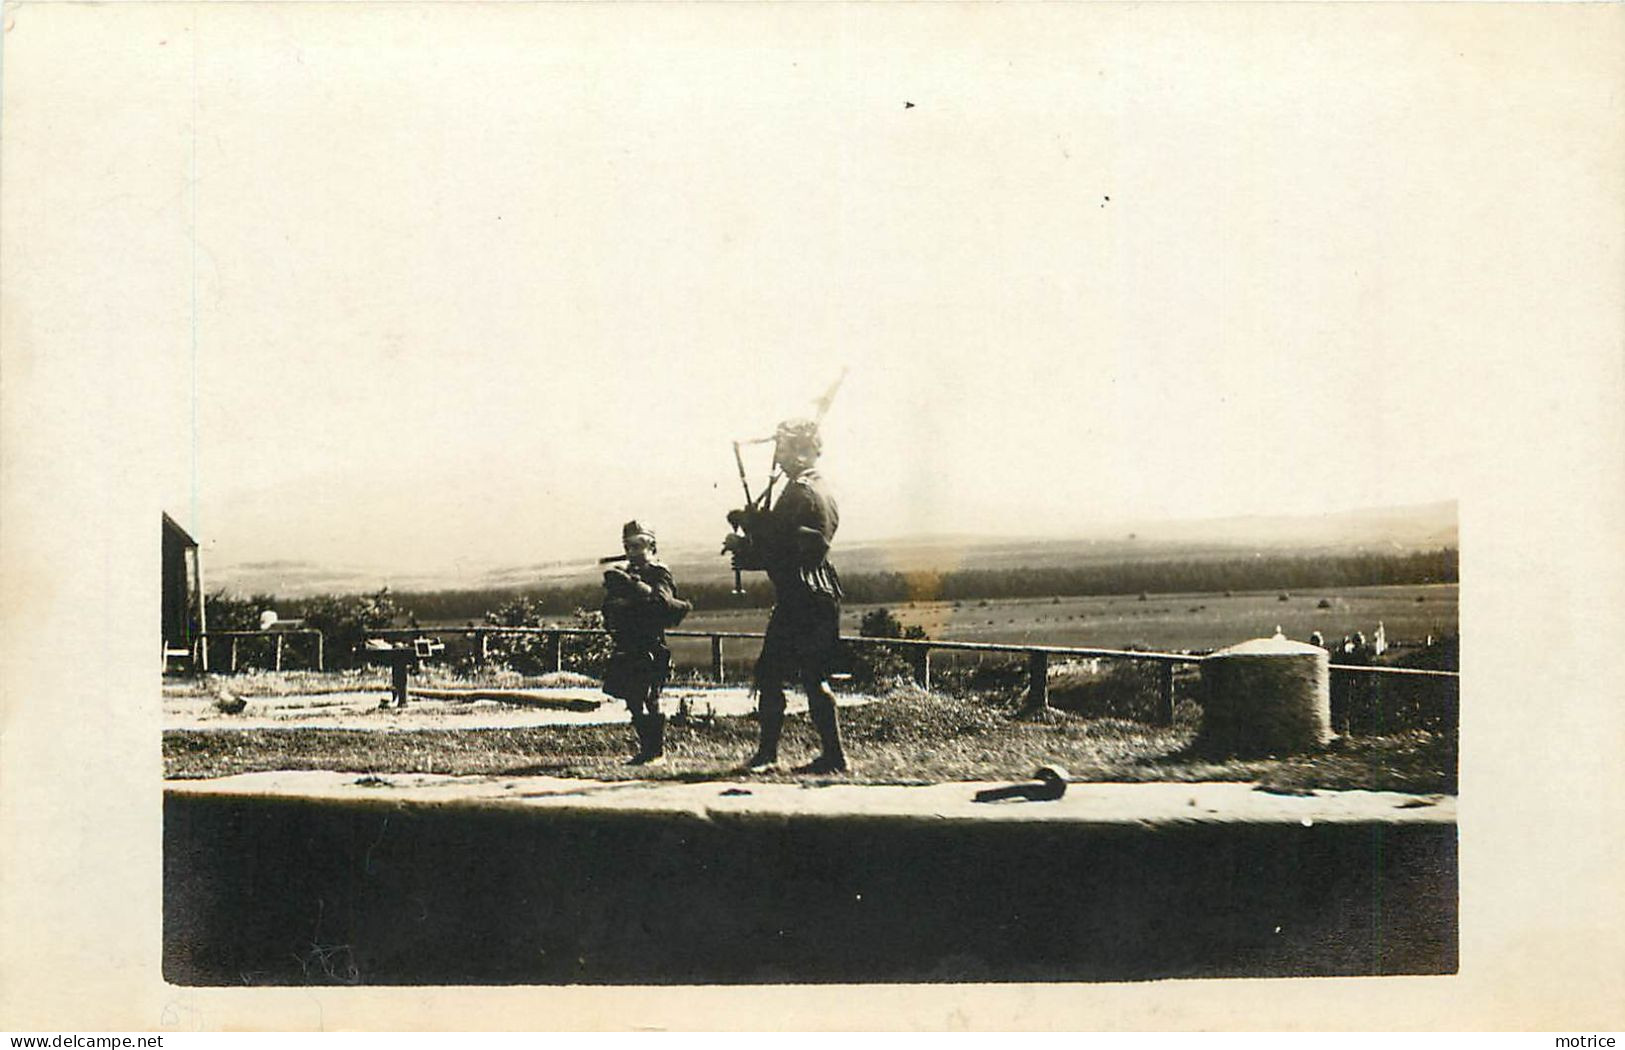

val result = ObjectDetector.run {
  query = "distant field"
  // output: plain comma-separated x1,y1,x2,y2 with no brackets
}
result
663,583,1458,674
409,584,1455,677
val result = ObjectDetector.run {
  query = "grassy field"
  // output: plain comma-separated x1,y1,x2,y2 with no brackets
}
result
163,688,1456,794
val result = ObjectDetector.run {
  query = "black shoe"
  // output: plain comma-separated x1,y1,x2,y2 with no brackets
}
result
793,754,848,775
805,693,847,775
746,699,785,774
627,713,667,767
626,715,651,764
646,713,666,761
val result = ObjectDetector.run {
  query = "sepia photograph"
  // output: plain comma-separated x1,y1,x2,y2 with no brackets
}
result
3,0,1623,1033
150,2,1467,988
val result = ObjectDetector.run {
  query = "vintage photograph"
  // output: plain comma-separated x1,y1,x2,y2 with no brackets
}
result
150,3,1467,988
4,0,1622,1033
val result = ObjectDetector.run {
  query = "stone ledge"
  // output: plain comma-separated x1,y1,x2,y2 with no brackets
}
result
164,774,1458,984
165,770,1454,827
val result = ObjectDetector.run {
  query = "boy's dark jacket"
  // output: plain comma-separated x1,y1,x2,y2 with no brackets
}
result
601,560,691,646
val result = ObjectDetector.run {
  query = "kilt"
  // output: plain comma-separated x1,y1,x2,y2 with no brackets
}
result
603,642,671,702
754,591,841,685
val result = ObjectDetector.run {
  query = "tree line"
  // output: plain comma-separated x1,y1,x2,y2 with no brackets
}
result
204,547,1455,669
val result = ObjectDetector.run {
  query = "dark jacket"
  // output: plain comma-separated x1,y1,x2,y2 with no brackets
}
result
735,470,843,602
601,560,691,652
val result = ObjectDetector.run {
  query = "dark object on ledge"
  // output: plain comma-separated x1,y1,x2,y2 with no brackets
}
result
974,764,1070,803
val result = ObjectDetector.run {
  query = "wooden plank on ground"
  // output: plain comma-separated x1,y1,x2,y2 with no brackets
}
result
408,687,602,712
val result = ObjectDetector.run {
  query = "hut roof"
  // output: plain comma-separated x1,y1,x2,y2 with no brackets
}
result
162,512,198,548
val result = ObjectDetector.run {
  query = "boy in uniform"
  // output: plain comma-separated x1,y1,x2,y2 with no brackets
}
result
601,520,691,765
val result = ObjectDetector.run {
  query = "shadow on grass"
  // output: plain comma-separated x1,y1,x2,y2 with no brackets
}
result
493,757,772,788
491,762,578,777
1131,729,1456,795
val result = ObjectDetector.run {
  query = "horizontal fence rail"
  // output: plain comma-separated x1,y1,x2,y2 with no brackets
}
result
1321,663,1459,678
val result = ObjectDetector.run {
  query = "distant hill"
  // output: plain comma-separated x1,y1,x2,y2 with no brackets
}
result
206,501,1456,599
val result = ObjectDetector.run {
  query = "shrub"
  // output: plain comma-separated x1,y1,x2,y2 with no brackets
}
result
482,599,613,679
1372,634,1459,733
931,656,1028,706
560,608,614,679
846,607,928,692
202,590,280,670
204,590,279,631
1048,658,1163,721
483,595,554,675
295,588,406,671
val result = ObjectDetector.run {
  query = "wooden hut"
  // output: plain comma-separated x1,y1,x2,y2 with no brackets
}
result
162,512,206,671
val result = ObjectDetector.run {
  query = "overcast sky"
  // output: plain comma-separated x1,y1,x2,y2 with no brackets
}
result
155,4,1607,577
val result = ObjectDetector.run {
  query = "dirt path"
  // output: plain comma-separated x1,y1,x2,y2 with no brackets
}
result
164,684,874,732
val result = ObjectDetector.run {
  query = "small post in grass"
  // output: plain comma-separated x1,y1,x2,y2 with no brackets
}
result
910,647,931,690
711,636,725,683
1022,650,1050,716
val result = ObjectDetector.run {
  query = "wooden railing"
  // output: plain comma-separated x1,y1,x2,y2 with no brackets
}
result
193,629,324,672
353,626,1457,728
190,624,1457,729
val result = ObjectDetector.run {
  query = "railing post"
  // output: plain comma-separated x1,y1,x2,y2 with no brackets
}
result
911,647,931,689
711,636,725,683
551,631,564,674
1158,662,1175,725
472,629,488,666
1025,650,1049,712
229,637,239,673
315,632,324,672
390,656,410,707
274,633,285,672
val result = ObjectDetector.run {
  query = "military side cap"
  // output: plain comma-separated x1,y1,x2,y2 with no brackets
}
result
622,520,656,543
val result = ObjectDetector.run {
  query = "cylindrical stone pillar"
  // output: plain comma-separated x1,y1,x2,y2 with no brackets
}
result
1197,635,1331,756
